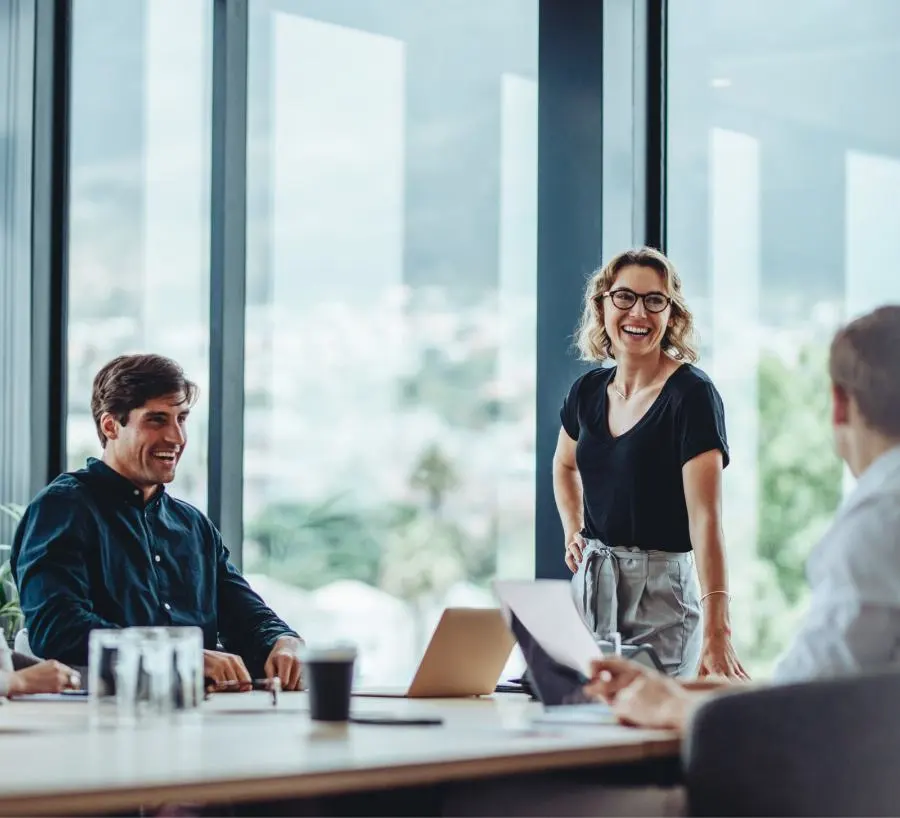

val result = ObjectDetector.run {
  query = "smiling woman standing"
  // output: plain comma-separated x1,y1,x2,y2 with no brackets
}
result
553,246,746,679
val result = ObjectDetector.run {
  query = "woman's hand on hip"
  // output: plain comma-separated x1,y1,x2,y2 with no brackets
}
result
697,631,749,680
564,531,587,573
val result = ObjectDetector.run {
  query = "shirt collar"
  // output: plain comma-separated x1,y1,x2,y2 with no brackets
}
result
86,457,165,508
844,445,900,510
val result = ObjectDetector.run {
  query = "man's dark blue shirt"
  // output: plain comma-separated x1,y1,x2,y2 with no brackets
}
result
11,458,298,675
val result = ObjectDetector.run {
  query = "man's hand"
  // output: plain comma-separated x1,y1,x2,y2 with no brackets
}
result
584,657,654,702
609,672,697,731
203,649,252,687
584,657,695,731
264,636,304,691
7,660,80,696
564,531,587,573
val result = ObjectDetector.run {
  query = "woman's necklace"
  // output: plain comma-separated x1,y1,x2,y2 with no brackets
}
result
613,360,666,401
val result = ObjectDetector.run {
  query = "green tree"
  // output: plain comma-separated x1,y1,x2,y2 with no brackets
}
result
757,344,842,603
409,442,459,515
744,342,843,667
380,443,497,649
245,496,381,589
399,346,511,429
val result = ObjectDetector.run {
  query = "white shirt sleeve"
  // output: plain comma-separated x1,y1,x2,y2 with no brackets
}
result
0,670,9,697
772,599,900,684
772,497,900,684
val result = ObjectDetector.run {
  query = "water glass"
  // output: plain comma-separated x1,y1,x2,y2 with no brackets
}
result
128,627,174,719
88,628,139,723
90,627,193,725
165,626,204,711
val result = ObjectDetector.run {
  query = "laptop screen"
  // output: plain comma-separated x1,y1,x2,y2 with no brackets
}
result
508,612,592,706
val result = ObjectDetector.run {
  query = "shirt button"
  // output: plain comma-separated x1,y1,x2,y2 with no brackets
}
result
133,489,140,496
154,555,161,563
163,602,171,611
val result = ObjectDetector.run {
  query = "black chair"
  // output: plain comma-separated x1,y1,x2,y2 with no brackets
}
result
683,670,900,816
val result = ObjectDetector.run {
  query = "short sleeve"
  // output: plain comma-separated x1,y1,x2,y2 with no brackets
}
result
676,381,730,468
560,374,587,441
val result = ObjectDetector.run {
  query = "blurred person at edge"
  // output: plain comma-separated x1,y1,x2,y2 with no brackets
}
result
554,247,746,679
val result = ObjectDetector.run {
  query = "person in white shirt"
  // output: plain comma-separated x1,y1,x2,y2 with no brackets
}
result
587,304,900,731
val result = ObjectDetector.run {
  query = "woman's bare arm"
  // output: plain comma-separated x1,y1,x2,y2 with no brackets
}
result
553,427,585,572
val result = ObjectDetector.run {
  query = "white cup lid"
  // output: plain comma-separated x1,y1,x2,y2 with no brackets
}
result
300,644,357,662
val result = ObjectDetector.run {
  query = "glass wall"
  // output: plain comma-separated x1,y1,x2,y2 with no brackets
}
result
66,0,212,510
668,0,900,673
0,0,35,545
242,0,538,684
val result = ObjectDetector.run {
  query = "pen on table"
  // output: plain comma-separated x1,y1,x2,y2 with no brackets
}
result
205,677,282,705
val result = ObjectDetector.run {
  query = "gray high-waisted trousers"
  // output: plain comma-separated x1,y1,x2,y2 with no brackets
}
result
571,539,702,677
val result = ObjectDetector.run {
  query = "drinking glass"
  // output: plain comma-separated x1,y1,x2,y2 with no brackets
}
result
88,628,139,725
164,626,204,711
128,627,174,719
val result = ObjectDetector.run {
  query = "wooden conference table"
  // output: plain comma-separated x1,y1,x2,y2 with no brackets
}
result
0,691,679,816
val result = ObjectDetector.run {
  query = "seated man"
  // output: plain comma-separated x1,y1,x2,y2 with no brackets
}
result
11,354,304,690
587,305,900,731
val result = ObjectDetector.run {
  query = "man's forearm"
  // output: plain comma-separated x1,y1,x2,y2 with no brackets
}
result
668,688,714,732
270,634,304,652
681,678,734,691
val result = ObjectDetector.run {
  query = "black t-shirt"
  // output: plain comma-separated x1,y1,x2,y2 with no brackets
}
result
560,364,729,553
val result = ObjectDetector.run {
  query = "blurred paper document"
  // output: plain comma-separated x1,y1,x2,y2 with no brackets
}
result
493,580,601,677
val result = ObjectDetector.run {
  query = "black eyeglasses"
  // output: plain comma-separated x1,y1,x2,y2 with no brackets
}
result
597,288,671,314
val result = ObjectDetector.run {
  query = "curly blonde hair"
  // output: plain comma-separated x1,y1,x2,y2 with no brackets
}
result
575,246,698,362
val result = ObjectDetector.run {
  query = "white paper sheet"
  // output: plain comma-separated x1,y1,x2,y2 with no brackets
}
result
493,580,601,677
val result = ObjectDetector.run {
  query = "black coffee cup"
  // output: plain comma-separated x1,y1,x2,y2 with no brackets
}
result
302,645,357,722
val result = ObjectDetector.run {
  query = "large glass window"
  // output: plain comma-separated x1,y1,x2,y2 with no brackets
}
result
0,0,35,542
66,0,212,510
668,0,900,673
243,0,538,684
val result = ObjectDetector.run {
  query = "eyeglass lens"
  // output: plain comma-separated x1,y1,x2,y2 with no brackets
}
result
610,289,668,313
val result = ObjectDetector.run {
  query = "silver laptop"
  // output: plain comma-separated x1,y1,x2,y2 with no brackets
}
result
353,608,515,698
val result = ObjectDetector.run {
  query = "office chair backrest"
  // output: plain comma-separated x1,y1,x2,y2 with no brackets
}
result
683,670,900,817
13,627,37,659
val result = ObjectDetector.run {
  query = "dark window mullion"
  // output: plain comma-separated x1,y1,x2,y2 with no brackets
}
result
644,0,667,251
208,0,248,566
31,0,71,494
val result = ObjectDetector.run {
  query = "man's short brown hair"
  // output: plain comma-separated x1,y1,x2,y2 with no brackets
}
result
91,354,199,446
829,305,900,438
